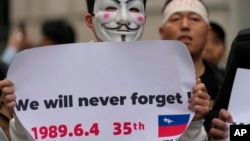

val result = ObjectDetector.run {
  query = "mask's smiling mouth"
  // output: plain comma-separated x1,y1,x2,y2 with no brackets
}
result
103,24,140,31
117,29,130,32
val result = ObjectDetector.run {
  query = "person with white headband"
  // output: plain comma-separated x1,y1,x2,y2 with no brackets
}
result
0,0,210,141
159,0,225,139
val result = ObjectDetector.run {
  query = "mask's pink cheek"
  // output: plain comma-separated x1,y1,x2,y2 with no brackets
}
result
103,13,111,19
137,16,145,23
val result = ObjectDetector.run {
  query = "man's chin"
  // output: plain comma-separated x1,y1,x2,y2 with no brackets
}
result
108,34,141,42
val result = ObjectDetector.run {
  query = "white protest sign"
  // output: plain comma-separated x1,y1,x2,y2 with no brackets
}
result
228,68,250,140
228,68,250,122
7,40,195,141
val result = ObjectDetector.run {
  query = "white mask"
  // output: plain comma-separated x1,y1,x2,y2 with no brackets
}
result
93,0,145,42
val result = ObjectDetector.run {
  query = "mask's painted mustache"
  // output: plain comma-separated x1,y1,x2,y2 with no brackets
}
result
102,24,140,30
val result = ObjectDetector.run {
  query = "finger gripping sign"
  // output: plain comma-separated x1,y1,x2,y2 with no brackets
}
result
7,40,195,141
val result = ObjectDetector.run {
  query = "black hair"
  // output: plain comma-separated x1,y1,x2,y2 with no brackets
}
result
209,21,226,43
86,0,147,15
42,19,76,44
161,0,209,15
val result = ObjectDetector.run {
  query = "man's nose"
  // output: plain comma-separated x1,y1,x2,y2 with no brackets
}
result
181,18,190,30
116,7,130,24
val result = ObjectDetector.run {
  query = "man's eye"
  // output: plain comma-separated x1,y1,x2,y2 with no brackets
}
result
190,14,202,22
170,18,180,22
191,17,200,22
129,8,140,13
105,7,117,11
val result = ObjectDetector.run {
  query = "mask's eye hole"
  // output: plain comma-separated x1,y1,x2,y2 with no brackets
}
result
105,7,117,11
129,8,140,13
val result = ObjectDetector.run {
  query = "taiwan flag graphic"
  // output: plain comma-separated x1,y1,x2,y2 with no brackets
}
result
158,114,190,137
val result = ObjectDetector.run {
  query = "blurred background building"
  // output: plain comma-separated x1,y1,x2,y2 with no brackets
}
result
1,0,250,67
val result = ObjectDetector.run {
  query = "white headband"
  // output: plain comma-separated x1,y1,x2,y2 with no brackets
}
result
162,0,209,24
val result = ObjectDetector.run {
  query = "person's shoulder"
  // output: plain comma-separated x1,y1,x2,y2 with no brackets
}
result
204,60,223,74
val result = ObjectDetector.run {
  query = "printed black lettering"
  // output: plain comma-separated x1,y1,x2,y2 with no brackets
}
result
78,96,127,107
43,95,73,109
16,99,39,111
131,92,183,107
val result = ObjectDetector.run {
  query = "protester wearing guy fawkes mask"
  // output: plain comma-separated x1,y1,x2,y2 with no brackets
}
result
2,0,209,141
89,0,146,42
85,0,146,42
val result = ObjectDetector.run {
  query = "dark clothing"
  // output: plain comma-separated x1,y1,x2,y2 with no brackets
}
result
0,60,7,81
0,101,12,141
205,28,250,137
201,60,225,133
201,61,223,101
215,27,250,110
0,60,9,140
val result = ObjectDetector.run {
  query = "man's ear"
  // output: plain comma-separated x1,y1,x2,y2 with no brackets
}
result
158,26,164,39
85,13,102,41
85,13,94,30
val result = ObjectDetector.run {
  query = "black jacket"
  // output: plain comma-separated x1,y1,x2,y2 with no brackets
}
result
205,27,250,134
202,60,225,132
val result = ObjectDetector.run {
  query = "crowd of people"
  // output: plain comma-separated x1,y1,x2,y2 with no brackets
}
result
0,0,246,141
